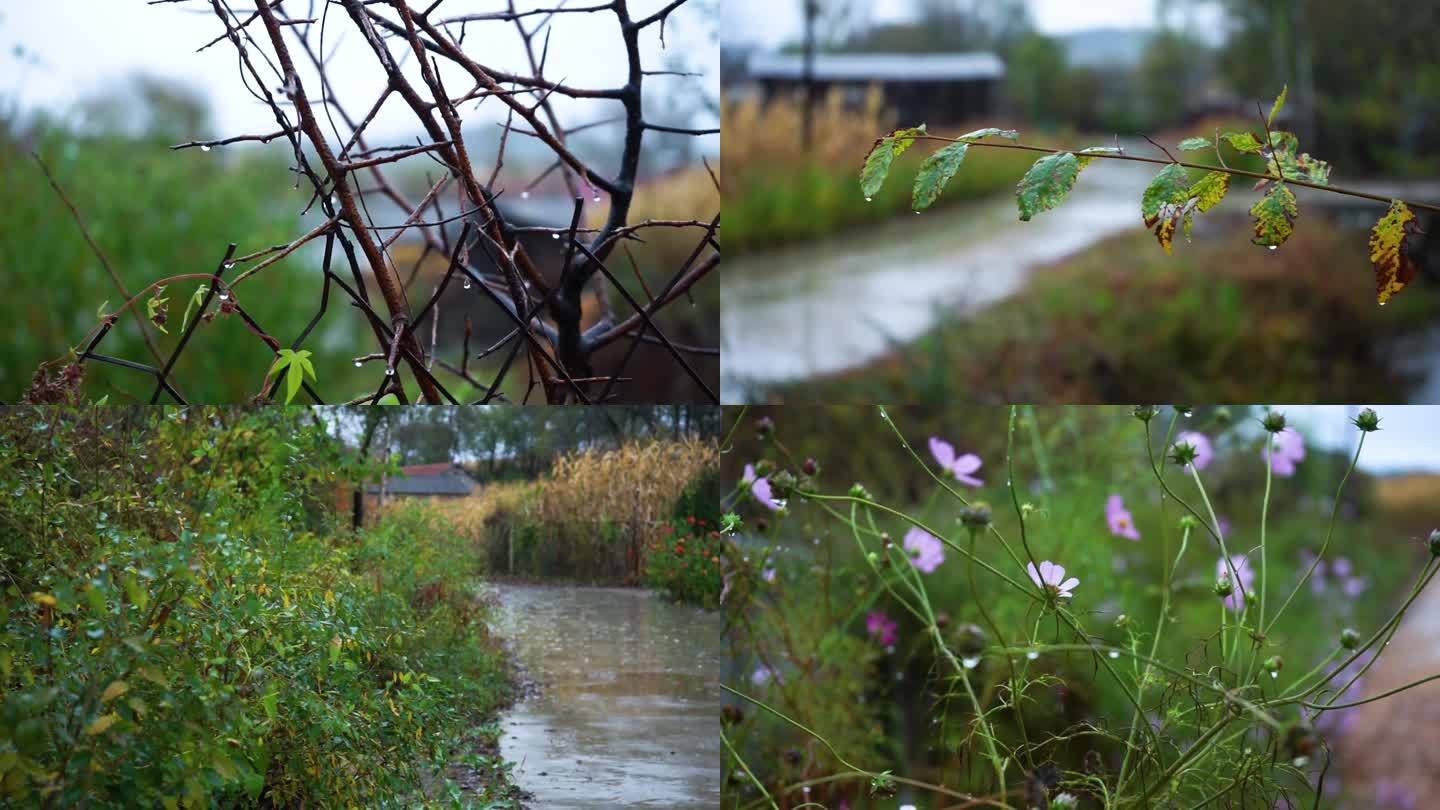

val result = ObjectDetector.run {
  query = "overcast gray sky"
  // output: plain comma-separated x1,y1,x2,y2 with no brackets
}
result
724,0,1227,48
0,1,717,146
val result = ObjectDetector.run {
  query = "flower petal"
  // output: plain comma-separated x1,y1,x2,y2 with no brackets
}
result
1059,577,1079,593
1027,561,1042,586
953,453,982,473
1048,563,1066,584
929,436,956,470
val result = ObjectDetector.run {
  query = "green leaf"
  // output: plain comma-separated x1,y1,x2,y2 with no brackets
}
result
1250,183,1298,247
1140,163,1191,220
212,753,238,782
145,286,170,334
285,363,304,405
180,284,208,333
956,127,1018,142
376,393,401,406
1076,146,1122,170
912,141,968,210
261,689,279,721
1370,200,1421,305
1177,137,1212,151
1015,152,1080,222
96,300,110,319
860,125,927,199
1267,84,1288,126
1221,132,1263,153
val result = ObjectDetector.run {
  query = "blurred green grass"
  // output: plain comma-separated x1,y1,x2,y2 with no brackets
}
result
1,116,365,401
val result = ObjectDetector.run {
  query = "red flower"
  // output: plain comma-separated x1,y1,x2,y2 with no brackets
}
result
687,516,696,525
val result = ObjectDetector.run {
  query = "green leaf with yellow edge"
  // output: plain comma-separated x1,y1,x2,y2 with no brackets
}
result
85,713,119,736
1268,84,1288,126
1222,132,1263,153
1141,163,1191,219
1177,137,1212,151
1370,200,1422,305
955,127,1018,142
912,141,968,210
860,125,927,198
1016,152,1080,222
1250,183,1298,247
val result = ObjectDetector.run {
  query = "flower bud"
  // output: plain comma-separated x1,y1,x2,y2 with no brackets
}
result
801,457,819,477
933,612,951,630
1132,405,1158,422
1214,576,1234,598
959,502,992,528
769,470,797,498
1263,655,1283,674
755,416,774,439
1114,613,1129,629
1213,406,1233,425
1261,410,1287,434
951,623,986,658
1429,529,1440,557
1170,441,1199,468
1340,628,1360,650
848,482,871,500
1352,408,1381,432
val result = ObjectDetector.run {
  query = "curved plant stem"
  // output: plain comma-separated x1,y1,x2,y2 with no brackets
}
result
912,135,1440,214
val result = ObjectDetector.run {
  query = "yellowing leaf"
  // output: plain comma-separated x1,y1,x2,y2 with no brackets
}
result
1250,183,1299,247
1222,132,1263,153
860,125,927,198
1016,152,1080,221
1370,200,1422,305
1268,84,1288,126
1189,171,1230,213
212,753,238,781
324,589,334,606
85,713,120,735
101,680,129,703
30,592,57,607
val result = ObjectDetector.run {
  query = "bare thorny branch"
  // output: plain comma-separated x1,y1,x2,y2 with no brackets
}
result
50,0,719,404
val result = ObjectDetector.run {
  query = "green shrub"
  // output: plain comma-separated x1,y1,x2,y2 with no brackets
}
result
0,407,513,807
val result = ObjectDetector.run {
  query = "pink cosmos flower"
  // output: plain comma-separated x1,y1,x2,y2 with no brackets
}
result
762,568,776,583
1027,560,1079,599
1105,494,1141,541
1265,428,1306,477
1217,554,1255,612
743,465,779,511
903,526,946,573
866,610,898,646
1173,431,1214,470
751,665,776,686
929,436,984,487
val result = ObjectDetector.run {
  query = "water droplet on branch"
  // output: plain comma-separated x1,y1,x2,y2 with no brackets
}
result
200,144,211,152
961,656,980,669
520,190,530,199
462,278,472,289
384,367,395,376
353,360,363,368
1108,650,1120,659
1026,651,1040,660
864,196,872,202
1268,245,1278,251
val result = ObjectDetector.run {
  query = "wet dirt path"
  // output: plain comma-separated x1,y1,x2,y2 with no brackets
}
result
492,584,720,808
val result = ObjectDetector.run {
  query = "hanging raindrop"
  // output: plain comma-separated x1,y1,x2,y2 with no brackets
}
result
521,190,530,199
200,144,211,152
1108,650,1121,659
1268,245,1278,251
384,367,395,376
217,292,230,301
961,656,980,670
353,360,362,368
1026,651,1040,660
551,233,560,240
864,196,873,202
462,278,472,289
593,194,601,203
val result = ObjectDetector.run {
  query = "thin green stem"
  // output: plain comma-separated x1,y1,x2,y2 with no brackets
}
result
722,728,778,810
909,134,1440,214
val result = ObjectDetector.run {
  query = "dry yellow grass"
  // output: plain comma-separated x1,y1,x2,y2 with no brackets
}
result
380,436,717,539
722,86,891,198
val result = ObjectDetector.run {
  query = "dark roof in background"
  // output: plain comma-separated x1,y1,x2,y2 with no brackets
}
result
368,463,477,496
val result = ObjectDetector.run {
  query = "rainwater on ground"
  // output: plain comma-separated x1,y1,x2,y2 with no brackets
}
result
492,584,719,808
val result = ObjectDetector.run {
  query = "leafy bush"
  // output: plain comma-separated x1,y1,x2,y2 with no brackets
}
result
644,467,724,607
0,407,514,807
